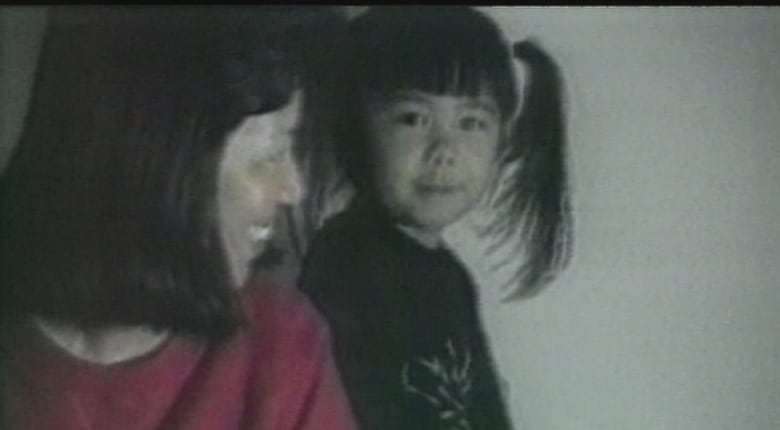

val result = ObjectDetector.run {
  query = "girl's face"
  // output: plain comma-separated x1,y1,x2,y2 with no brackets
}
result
365,89,502,233
217,90,304,288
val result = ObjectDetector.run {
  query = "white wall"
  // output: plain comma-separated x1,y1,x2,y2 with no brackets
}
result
448,7,780,430
3,7,779,430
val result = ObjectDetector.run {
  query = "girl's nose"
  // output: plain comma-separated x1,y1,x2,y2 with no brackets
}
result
426,124,457,167
428,146,456,167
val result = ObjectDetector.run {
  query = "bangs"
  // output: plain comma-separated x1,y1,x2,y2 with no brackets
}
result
362,41,498,100
352,6,517,116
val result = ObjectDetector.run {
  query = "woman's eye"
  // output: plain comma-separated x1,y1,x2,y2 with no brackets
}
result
249,160,270,174
250,149,288,173
267,149,287,163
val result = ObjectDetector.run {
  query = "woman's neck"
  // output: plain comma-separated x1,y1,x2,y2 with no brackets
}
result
34,317,170,365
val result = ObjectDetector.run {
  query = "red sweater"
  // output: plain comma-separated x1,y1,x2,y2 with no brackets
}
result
2,279,358,430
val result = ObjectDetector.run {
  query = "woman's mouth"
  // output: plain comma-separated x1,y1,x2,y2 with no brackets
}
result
248,223,273,243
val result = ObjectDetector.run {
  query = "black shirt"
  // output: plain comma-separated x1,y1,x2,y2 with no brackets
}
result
300,200,513,430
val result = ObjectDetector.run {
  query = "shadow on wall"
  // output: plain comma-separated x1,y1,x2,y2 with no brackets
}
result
0,6,47,173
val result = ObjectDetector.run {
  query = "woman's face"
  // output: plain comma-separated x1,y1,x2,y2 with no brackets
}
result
217,90,304,288
364,89,502,234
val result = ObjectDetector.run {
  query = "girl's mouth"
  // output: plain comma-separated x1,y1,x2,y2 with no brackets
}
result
416,183,459,194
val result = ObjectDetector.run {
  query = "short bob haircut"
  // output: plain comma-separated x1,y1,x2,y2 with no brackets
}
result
0,6,347,340
310,6,572,297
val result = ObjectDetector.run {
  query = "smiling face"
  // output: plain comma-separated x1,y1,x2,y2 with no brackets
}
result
217,90,304,288
364,89,502,235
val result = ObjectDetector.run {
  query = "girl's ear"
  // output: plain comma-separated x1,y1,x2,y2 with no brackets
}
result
484,155,501,205
500,116,515,145
482,131,510,210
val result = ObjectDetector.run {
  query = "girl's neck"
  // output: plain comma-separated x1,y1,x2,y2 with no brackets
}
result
34,317,170,365
351,197,444,249
395,224,443,249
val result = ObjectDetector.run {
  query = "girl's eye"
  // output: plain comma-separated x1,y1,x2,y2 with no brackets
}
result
459,116,490,132
396,111,431,127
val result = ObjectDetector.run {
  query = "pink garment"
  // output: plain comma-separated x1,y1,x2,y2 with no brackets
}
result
2,278,358,430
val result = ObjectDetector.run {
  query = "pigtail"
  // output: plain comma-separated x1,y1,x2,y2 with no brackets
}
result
489,39,573,298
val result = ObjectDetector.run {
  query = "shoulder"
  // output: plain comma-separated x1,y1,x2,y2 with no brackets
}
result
239,277,330,353
233,277,359,430
303,203,402,274
305,208,364,257
299,206,372,288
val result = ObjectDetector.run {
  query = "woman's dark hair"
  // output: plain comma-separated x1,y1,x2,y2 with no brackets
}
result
311,6,571,297
0,6,347,339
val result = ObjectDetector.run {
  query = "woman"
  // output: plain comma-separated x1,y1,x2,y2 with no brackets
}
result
0,6,356,429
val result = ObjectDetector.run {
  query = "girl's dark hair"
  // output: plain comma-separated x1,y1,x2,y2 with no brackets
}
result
311,6,571,297
0,6,347,339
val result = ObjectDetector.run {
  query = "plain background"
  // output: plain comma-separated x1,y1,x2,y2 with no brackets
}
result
2,6,780,430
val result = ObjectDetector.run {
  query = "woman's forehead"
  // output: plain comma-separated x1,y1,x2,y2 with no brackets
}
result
235,92,303,138
221,90,303,160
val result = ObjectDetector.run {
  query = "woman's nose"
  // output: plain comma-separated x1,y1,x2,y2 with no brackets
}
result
274,159,304,205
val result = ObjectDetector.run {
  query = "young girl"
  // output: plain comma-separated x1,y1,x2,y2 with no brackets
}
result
300,6,572,430
0,7,356,429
